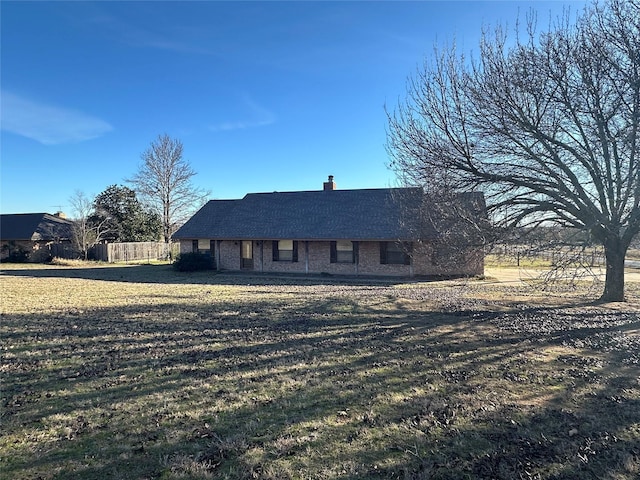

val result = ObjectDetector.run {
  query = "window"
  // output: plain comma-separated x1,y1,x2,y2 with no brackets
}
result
330,240,356,263
198,239,211,254
273,240,298,262
193,239,212,255
380,241,411,265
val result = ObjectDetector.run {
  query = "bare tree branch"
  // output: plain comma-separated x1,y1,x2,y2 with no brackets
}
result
68,190,113,260
128,134,210,243
387,0,640,301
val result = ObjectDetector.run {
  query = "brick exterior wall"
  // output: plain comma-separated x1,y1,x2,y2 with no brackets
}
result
179,239,484,277
1,240,71,262
179,241,191,255
219,241,241,270
411,242,484,276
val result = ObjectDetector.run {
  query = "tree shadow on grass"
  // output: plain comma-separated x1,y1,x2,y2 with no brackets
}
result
0,263,475,287
2,287,639,479
1,263,212,284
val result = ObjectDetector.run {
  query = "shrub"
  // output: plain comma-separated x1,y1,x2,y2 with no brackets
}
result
1,246,29,263
173,252,214,272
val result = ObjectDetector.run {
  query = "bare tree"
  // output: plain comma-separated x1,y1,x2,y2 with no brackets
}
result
68,191,112,260
128,134,209,243
387,0,639,301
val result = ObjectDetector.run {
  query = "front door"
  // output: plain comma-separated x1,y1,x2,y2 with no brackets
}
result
241,241,253,269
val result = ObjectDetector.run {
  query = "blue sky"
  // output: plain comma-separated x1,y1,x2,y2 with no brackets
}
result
1,0,585,214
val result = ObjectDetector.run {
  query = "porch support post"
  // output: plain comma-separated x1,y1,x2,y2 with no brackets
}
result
305,241,309,274
354,241,359,276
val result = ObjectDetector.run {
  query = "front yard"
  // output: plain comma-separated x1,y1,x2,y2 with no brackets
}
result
1,263,639,479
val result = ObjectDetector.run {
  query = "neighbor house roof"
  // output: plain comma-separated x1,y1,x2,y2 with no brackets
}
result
174,187,483,242
0,213,75,241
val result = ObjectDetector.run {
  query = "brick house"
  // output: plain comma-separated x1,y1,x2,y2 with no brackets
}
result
0,212,76,262
173,177,485,277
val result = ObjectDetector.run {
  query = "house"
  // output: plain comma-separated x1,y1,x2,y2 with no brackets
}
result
173,177,486,277
0,212,76,262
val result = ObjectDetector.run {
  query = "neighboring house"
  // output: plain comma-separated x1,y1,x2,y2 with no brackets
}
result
173,177,486,277
0,212,76,262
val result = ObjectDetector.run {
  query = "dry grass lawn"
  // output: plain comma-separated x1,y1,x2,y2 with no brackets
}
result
1,263,639,479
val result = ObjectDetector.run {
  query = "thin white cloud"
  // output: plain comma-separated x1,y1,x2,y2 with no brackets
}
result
209,96,276,133
209,118,275,133
84,12,215,56
118,25,214,55
1,91,113,145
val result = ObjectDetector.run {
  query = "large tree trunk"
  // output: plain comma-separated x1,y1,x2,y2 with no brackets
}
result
601,237,627,302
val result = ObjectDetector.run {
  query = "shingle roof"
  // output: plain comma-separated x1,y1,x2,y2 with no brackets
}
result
174,187,457,241
173,200,239,240
0,213,75,241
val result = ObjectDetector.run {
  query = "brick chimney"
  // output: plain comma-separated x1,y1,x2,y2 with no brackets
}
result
323,175,336,191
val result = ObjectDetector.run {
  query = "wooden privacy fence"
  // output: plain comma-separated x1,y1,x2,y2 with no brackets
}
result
93,242,179,263
50,242,78,260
